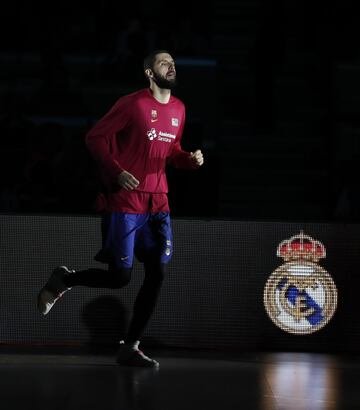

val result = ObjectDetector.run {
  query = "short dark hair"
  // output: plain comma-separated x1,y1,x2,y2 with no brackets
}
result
143,50,170,71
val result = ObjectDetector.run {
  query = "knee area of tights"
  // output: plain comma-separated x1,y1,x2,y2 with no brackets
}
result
144,264,166,285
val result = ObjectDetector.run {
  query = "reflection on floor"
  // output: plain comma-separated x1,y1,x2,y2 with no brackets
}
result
0,348,359,410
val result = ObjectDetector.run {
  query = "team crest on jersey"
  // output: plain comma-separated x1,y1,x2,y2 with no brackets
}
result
147,128,157,140
263,231,338,335
172,118,179,127
151,110,158,122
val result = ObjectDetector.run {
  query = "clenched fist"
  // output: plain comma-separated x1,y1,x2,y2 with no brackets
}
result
189,150,204,167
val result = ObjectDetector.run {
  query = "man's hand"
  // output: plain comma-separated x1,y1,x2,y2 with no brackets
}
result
189,150,204,167
117,170,140,191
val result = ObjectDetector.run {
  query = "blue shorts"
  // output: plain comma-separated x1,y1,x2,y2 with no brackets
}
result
94,212,173,268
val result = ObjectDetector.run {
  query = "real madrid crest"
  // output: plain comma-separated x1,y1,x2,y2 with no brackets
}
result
264,231,338,335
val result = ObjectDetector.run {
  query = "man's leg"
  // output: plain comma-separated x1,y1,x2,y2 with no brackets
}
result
117,212,172,367
126,212,172,342
125,261,166,343
37,212,140,315
37,264,133,315
64,265,132,289
116,261,166,367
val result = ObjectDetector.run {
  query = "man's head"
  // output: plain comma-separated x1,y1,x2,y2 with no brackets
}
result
143,50,177,90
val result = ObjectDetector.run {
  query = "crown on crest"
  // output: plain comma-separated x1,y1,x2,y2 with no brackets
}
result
277,231,326,262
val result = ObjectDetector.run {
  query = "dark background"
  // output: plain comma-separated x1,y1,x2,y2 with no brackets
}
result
1,1,360,221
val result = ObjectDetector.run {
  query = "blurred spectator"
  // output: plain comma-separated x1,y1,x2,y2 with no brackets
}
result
52,128,98,213
18,123,65,212
0,104,35,211
40,50,69,94
251,0,290,134
102,17,152,83
171,16,211,57
333,157,360,221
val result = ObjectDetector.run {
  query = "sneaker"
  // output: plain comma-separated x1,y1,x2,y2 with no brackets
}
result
37,266,73,315
116,341,159,368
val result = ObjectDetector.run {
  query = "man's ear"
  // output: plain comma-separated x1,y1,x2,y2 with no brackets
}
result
145,69,153,79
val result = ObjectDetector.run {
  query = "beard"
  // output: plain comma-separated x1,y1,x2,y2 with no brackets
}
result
152,71,177,90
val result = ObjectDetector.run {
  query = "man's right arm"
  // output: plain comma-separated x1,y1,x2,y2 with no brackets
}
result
85,96,140,189
85,102,125,180
86,98,136,187
117,170,140,191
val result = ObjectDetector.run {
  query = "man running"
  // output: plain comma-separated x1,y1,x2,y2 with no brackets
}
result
37,50,204,367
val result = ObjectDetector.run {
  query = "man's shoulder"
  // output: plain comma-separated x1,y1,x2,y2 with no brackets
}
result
117,89,147,103
170,94,185,110
110,89,148,113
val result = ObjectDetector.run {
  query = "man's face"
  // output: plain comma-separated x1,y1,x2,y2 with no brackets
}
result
151,53,177,90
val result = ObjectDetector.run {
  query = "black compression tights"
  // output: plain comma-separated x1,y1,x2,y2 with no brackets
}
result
64,262,166,342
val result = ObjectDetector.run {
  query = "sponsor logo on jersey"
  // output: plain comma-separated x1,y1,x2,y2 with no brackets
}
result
158,131,176,143
147,128,157,140
159,131,176,139
146,129,175,143
264,231,338,335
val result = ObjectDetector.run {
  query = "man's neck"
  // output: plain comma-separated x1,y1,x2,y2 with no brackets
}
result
150,84,171,104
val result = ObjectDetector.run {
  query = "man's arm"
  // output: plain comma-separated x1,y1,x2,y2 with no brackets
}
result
189,150,204,167
117,170,139,191
167,140,204,169
85,97,139,189
85,101,126,179
167,110,204,169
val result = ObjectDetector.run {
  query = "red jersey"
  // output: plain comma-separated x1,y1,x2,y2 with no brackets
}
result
86,88,195,213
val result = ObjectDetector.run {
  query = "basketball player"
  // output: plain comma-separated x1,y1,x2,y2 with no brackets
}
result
37,50,204,367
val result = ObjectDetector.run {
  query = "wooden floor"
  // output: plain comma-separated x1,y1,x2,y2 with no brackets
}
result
0,347,359,410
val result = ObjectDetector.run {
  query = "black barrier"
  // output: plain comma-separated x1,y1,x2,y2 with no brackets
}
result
0,214,359,352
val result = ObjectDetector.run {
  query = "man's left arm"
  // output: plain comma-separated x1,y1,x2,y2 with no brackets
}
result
167,110,204,169
167,141,204,169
